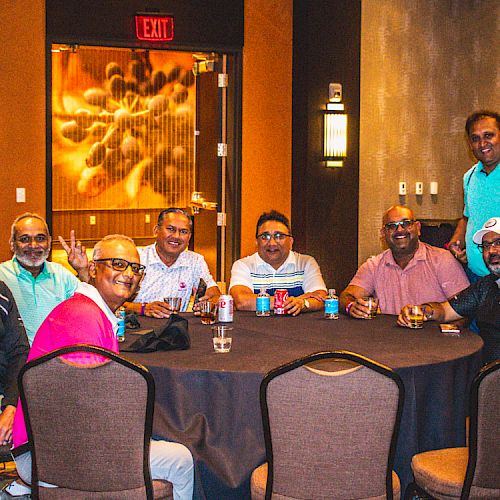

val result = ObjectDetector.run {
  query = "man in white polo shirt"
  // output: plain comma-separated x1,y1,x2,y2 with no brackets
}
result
229,210,327,315
125,208,220,317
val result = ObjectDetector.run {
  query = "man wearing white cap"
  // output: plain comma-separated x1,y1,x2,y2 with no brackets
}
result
398,217,500,364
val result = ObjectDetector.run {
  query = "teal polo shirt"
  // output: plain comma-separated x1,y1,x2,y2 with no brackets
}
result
463,162,500,277
0,257,79,344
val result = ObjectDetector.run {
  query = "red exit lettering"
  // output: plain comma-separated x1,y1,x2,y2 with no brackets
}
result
135,15,174,41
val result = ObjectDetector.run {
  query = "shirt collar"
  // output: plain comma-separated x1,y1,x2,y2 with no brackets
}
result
386,241,425,268
151,244,189,269
76,282,118,331
13,256,51,278
255,250,296,272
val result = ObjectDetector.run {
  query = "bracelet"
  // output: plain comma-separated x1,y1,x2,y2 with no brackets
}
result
421,303,434,320
140,303,146,316
345,301,354,316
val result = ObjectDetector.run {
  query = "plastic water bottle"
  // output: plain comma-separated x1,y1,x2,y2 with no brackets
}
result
324,288,339,320
116,306,126,342
256,288,271,317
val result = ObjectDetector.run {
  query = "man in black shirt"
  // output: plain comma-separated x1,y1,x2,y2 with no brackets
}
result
398,217,500,364
0,281,29,446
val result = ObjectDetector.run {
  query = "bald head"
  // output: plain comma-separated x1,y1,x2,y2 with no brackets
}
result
382,205,415,227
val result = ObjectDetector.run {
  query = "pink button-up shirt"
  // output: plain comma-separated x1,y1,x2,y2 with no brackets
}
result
350,242,470,315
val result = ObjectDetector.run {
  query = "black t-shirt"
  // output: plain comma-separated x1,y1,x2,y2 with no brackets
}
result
0,281,29,407
449,274,500,363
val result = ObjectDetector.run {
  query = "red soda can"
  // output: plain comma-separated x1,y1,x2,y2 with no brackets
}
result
274,289,288,315
218,295,234,322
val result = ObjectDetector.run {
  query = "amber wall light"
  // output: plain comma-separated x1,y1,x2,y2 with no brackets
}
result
323,83,347,167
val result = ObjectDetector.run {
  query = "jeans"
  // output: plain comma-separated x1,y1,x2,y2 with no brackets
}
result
15,439,194,500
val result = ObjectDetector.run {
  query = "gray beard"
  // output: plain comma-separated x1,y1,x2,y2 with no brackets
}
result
15,248,50,269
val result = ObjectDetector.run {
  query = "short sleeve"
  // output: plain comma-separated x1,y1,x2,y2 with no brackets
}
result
229,259,254,292
302,256,327,293
349,258,376,295
448,279,488,318
196,256,217,289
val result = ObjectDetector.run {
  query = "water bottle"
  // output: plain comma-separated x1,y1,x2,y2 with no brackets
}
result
324,288,339,320
256,288,271,317
116,306,126,342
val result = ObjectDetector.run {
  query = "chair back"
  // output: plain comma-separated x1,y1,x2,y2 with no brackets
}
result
18,345,155,499
260,350,404,500
462,359,500,499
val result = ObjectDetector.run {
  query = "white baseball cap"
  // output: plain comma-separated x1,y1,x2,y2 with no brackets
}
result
472,217,500,244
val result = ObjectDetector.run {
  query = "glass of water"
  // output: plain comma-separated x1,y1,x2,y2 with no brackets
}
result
211,326,233,353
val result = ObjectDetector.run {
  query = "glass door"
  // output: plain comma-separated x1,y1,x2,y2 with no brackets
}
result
50,44,235,282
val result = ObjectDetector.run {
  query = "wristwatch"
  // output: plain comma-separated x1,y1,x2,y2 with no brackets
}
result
303,298,310,310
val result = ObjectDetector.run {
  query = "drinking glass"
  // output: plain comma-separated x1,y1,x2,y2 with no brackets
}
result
362,296,379,319
211,326,233,353
164,297,182,314
408,305,424,329
200,301,218,325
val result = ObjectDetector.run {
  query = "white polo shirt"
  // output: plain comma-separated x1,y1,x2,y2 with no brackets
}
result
134,244,217,311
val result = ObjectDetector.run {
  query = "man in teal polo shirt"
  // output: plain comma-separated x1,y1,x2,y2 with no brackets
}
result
0,213,88,344
448,110,500,280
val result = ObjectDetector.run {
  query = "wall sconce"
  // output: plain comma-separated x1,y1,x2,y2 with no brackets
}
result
323,83,347,167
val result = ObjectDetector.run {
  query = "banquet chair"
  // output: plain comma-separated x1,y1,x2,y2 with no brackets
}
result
404,359,500,500
18,344,173,499
250,350,405,500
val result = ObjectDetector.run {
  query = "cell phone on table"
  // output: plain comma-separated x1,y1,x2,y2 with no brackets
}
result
439,323,461,335
194,278,207,304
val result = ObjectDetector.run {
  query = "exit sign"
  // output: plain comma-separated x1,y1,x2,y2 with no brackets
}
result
135,15,174,41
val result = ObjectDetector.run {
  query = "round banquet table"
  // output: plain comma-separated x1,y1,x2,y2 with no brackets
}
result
121,311,483,499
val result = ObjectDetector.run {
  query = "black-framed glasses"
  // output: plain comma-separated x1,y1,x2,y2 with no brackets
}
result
477,238,500,251
94,258,146,275
16,234,49,244
383,219,416,232
257,232,292,242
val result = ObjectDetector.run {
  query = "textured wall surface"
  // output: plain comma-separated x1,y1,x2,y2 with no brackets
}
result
241,0,293,258
359,0,500,264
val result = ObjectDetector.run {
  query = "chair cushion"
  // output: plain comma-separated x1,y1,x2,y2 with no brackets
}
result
411,447,468,499
251,462,400,500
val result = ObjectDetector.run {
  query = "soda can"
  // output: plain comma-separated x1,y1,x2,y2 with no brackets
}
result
218,295,234,322
274,289,288,315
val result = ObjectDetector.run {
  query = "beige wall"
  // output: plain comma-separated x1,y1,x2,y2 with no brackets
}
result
240,0,293,258
359,0,500,264
0,0,46,261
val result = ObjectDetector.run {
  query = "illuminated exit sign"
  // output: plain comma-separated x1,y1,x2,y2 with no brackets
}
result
135,15,174,41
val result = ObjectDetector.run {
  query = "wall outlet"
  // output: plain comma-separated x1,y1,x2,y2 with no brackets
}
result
16,187,26,203
89,215,96,225
415,182,423,195
145,214,151,223
399,182,407,196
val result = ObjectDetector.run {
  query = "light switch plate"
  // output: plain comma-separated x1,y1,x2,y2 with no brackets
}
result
16,187,26,203
399,182,407,196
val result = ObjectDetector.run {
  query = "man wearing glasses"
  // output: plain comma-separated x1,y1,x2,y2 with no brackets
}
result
399,217,500,364
125,208,219,318
340,205,469,318
0,213,88,344
229,210,327,315
4,235,194,499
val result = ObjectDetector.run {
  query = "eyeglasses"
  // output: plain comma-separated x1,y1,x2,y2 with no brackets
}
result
477,238,500,251
16,234,49,244
383,219,416,232
94,258,146,275
257,232,292,242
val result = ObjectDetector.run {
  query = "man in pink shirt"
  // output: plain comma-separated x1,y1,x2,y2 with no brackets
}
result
3,235,193,500
340,206,470,318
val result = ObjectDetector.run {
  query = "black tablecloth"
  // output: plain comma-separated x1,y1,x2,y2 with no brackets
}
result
121,312,483,499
